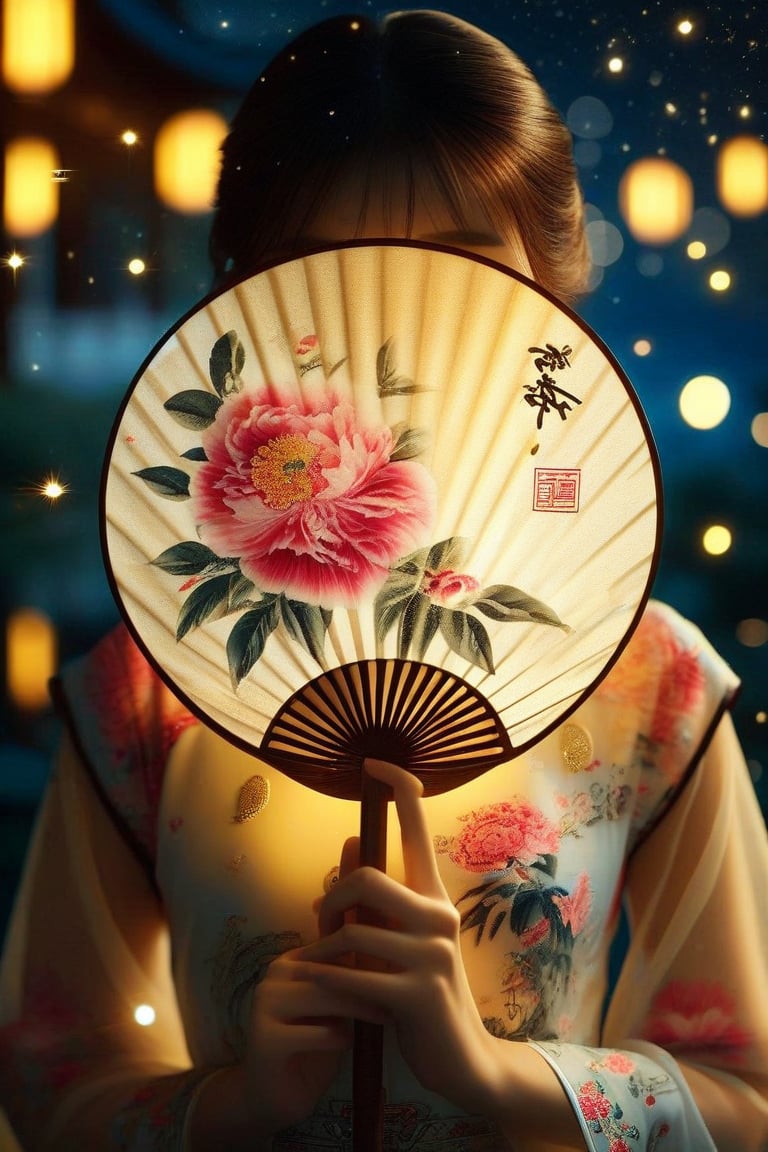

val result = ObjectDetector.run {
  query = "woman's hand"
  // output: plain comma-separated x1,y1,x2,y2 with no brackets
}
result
225,838,387,1140
298,758,506,1120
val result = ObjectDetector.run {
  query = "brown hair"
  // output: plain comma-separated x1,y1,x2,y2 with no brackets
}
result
210,11,590,302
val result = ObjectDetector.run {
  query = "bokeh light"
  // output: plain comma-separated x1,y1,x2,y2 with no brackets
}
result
2,0,75,93
619,157,693,243
636,252,664,277
154,108,228,214
702,525,732,556
709,269,731,291
6,608,57,711
585,219,624,267
134,1004,156,1026
751,413,768,448
686,206,731,257
37,475,68,501
737,619,768,648
3,137,60,236
566,96,614,139
678,375,731,430
716,135,768,216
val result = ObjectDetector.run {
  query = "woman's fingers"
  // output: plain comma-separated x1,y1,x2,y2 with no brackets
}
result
301,919,453,975
316,759,450,936
339,835,360,879
256,956,388,1030
317,860,446,938
363,758,447,898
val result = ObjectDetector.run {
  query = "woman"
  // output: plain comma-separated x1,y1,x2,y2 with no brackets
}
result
1,11,766,1151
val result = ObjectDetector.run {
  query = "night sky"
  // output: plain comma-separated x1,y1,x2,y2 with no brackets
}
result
2,0,766,818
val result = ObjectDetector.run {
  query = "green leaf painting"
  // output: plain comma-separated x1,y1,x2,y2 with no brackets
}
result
163,390,222,430
133,465,190,499
209,330,246,397
138,327,568,689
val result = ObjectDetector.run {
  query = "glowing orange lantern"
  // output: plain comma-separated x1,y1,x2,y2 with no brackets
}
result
154,109,228,214
6,607,57,711
2,0,75,93
618,157,694,244
716,136,768,217
3,137,60,236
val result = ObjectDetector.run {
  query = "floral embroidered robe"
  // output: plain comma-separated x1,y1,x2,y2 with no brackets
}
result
1,600,767,1151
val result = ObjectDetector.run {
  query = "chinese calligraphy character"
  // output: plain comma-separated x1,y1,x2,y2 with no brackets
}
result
528,343,573,374
524,374,582,429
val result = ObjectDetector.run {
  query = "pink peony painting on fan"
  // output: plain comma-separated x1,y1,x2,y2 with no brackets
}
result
134,329,568,690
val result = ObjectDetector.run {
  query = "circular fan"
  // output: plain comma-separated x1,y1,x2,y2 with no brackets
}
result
102,240,661,1151
102,240,662,787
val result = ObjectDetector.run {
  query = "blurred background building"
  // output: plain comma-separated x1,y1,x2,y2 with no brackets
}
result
1,0,766,942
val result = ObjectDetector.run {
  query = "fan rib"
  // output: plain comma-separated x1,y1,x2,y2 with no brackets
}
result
261,659,513,793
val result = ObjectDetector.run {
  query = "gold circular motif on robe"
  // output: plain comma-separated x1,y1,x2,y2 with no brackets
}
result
233,775,270,822
560,723,593,773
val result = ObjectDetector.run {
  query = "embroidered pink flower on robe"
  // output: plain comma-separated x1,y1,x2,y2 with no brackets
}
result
577,1080,612,1121
450,800,561,872
192,389,436,607
553,871,592,935
644,980,752,1054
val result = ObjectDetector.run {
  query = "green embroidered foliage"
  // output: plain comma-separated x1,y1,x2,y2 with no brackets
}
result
226,599,281,688
471,585,569,631
209,330,245,397
163,390,222,430
132,465,190,499
150,541,220,575
373,536,564,673
389,424,429,462
376,337,425,397
176,572,255,641
278,597,332,666
136,326,567,689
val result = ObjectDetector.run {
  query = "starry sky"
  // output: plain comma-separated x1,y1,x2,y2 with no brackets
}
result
1,0,766,810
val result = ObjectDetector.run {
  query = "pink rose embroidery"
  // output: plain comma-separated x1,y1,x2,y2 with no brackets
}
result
597,607,705,739
295,334,319,357
192,389,436,607
650,644,705,744
597,1052,636,1075
552,872,592,936
578,1080,612,1121
450,800,560,872
421,568,480,604
644,981,752,1054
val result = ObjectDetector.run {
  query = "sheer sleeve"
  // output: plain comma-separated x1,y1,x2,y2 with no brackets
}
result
49,624,198,874
531,712,768,1151
0,733,218,1151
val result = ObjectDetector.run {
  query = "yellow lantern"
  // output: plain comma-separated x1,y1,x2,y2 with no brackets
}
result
2,0,75,93
6,607,57,711
618,157,694,244
3,137,60,236
716,136,768,217
154,109,228,214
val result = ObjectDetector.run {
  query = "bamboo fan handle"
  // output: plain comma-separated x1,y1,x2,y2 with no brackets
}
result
353,768,392,1152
